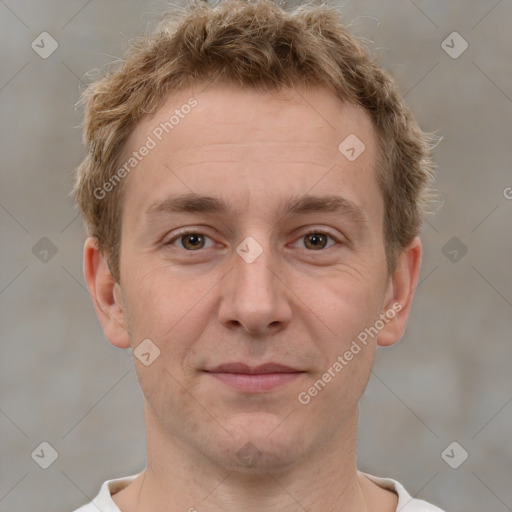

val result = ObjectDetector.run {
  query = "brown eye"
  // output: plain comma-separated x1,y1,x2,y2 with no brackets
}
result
303,232,328,250
181,233,206,250
165,230,216,251
291,230,338,251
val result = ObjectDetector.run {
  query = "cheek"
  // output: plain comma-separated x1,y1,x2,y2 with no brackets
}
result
122,262,213,342
136,358,213,440
294,265,385,409
295,279,380,420
122,264,223,413
300,266,385,343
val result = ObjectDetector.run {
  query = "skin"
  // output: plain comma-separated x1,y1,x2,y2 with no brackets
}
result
84,82,422,512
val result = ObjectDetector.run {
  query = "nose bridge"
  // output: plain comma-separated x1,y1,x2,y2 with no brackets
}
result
233,234,279,309
236,238,274,296
218,233,291,333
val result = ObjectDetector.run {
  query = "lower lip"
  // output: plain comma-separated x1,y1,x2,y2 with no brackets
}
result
207,372,304,392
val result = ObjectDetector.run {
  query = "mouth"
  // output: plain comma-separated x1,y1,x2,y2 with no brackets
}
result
204,362,306,392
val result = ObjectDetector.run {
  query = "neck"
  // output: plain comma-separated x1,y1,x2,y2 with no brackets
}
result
113,402,380,512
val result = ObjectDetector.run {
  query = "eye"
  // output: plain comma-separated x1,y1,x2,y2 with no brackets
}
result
294,230,338,250
166,231,216,250
165,229,339,251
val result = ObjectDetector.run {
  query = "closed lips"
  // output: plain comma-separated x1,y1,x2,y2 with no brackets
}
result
206,363,303,374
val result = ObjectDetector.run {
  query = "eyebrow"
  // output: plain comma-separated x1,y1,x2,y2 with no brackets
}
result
146,192,368,227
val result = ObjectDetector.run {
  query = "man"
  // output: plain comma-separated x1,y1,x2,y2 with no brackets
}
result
72,0,443,510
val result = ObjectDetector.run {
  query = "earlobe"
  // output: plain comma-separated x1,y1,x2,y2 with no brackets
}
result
377,236,422,347
83,237,131,349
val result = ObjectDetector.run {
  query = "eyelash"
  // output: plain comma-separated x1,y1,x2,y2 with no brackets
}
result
164,229,340,251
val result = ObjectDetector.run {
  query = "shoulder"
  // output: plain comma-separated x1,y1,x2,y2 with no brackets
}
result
360,472,446,512
69,473,141,512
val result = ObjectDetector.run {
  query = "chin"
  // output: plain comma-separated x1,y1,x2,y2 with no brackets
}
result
211,413,309,472
221,440,305,474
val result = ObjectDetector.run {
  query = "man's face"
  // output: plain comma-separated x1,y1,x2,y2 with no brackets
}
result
113,83,396,470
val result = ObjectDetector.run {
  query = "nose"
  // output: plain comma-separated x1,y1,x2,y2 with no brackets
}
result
217,238,293,335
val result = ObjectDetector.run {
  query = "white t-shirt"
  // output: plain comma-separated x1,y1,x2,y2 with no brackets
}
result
71,471,445,511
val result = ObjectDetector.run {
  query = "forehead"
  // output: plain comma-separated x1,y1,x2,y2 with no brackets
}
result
121,82,381,226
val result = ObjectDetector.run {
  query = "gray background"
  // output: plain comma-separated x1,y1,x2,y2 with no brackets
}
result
1,1,511,511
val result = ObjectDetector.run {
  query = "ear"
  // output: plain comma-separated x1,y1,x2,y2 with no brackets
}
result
377,236,422,347
83,237,131,349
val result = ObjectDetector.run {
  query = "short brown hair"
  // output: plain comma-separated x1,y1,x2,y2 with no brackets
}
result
73,0,437,282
